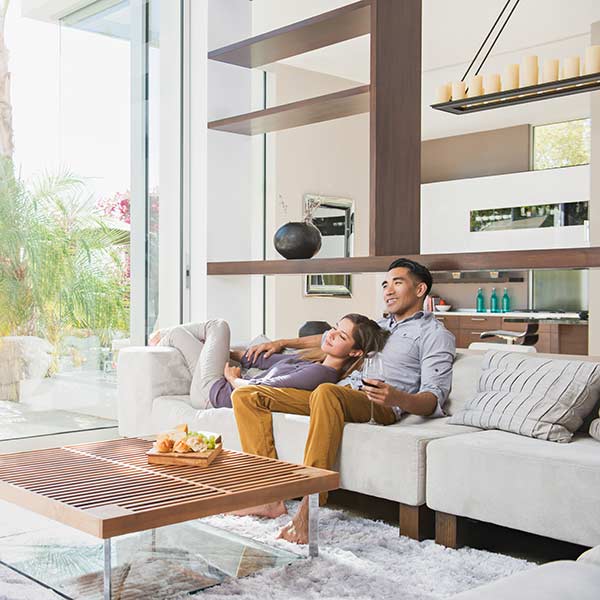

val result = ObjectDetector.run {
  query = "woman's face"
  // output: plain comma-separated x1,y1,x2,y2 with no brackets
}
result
321,318,362,359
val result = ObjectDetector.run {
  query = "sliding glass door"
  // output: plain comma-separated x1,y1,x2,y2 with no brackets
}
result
0,0,182,442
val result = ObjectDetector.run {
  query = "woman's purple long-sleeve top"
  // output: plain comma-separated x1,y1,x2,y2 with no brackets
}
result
208,352,339,409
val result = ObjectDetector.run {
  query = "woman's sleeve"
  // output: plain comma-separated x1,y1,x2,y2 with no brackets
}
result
240,352,292,370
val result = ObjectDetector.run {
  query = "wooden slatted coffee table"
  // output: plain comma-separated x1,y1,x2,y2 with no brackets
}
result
0,438,339,599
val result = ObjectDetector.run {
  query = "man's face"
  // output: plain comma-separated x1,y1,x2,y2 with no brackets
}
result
382,267,427,316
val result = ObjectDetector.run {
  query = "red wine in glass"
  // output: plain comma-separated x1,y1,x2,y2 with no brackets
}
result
362,354,385,425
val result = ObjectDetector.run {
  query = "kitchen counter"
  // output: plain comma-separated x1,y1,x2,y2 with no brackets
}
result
432,310,588,354
435,310,586,323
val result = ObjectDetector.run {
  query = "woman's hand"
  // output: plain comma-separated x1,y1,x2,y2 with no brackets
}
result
245,340,285,363
224,362,242,384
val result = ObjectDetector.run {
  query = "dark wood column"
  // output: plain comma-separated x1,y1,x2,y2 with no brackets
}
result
369,0,422,256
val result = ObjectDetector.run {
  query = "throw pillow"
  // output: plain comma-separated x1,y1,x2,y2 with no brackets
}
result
449,350,600,443
590,418,600,442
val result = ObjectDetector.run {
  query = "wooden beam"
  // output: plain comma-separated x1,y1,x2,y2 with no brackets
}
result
370,0,422,255
207,247,600,276
399,503,435,541
208,85,370,136
208,0,371,68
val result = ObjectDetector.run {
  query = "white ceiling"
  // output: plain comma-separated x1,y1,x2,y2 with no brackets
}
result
252,0,600,139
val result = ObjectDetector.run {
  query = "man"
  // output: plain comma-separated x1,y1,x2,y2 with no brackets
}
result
231,258,456,543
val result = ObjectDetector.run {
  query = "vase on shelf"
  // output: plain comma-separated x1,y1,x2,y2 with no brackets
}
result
273,221,322,259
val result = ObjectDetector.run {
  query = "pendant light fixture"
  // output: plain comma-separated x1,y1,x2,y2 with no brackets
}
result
431,0,600,114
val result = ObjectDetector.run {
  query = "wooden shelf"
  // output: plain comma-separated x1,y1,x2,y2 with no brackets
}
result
207,247,600,276
208,0,371,68
208,85,370,135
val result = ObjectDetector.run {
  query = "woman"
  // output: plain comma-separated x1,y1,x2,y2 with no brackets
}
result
152,314,388,410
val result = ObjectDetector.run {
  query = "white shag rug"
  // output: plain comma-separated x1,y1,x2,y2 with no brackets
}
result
196,503,533,600
0,503,534,600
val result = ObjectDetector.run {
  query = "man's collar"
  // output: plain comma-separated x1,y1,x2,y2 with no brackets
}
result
388,309,426,327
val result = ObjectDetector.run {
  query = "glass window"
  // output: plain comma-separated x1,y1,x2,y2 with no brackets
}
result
533,118,591,170
470,201,588,232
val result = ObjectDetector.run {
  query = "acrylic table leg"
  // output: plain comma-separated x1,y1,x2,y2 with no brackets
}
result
308,493,319,558
103,538,112,600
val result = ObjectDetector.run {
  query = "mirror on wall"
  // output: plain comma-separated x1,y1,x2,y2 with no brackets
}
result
304,194,354,297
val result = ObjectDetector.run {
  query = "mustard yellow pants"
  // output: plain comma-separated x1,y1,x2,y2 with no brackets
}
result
231,383,396,502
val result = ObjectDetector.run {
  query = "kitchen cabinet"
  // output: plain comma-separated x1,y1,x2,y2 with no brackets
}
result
434,314,588,355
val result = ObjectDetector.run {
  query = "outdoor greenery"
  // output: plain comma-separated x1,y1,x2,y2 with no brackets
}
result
0,157,129,358
533,118,591,170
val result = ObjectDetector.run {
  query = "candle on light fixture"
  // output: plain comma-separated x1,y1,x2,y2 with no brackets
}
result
467,74,483,97
520,55,538,86
452,81,466,100
484,73,501,94
436,83,451,103
585,45,600,75
541,59,559,83
502,64,519,90
562,56,581,79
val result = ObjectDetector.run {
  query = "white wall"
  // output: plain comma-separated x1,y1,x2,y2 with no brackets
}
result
421,166,590,254
265,64,379,339
196,0,264,341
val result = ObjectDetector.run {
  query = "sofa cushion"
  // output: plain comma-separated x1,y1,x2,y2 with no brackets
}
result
448,561,600,600
151,396,478,505
449,350,600,442
427,430,600,547
444,350,483,416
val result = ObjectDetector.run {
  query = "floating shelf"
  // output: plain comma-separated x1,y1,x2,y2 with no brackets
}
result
208,0,371,68
207,247,600,276
433,277,525,284
431,72,600,114
208,85,370,135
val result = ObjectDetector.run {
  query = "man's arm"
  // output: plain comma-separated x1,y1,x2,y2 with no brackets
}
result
362,383,438,416
245,334,322,362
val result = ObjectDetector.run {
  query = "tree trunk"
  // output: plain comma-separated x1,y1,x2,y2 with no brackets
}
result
0,1,14,159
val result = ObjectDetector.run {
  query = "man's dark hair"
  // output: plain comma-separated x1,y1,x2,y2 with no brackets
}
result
387,258,433,296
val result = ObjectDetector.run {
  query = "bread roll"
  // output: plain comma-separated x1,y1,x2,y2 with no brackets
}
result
173,439,192,453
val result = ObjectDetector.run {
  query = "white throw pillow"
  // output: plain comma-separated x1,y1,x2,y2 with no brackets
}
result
449,350,600,443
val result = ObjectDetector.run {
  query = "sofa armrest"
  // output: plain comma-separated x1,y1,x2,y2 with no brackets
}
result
117,346,191,437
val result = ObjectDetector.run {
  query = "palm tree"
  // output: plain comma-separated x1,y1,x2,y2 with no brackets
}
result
0,158,129,354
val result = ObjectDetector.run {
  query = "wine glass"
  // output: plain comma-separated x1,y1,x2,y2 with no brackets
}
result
362,353,385,425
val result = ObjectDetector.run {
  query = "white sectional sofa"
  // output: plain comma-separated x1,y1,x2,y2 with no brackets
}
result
118,346,600,546
118,346,482,538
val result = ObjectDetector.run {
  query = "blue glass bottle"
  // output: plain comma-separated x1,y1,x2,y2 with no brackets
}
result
490,288,499,313
502,288,511,313
476,288,485,313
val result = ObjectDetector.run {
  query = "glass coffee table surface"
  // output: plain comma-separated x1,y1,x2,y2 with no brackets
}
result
0,518,300,599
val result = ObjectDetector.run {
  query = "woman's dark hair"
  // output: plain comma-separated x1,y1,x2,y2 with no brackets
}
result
342,313,389,356
337,313,389,379
387,257,433,296
299,313,389,379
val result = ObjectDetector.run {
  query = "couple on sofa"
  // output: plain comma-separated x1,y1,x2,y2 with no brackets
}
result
155,258,456,544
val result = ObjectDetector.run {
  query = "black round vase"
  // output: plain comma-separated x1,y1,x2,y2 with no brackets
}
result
273,221,322,260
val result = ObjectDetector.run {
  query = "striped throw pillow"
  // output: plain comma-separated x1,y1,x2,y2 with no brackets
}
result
449,350,600,442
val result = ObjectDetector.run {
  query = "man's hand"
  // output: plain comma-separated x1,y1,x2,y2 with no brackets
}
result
223,362,242,384
362,379,400,408
245,340,285,363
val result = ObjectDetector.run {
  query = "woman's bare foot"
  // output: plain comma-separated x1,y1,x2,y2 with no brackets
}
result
277,496,309,544
229,501,287,519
